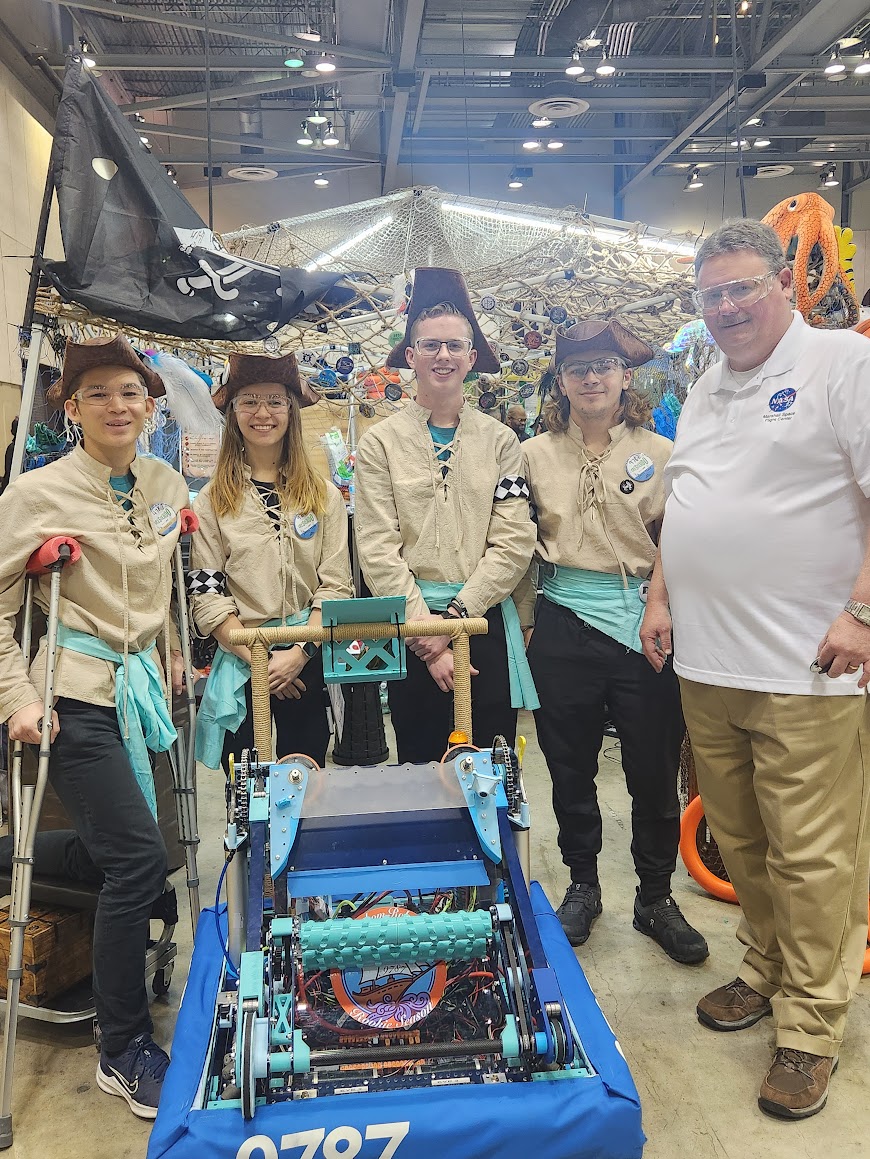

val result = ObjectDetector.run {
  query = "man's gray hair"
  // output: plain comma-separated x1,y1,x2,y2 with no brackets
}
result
694,219,786,279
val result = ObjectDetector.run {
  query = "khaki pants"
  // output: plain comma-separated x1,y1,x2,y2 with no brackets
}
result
680,679,870,1057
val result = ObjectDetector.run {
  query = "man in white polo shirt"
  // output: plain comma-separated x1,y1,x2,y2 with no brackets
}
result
640,219,870,1121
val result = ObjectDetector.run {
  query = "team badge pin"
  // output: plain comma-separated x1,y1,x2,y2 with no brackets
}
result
625,452,655,482
619,479,634,494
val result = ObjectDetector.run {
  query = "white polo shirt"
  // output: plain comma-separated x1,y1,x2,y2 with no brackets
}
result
661,311,870,695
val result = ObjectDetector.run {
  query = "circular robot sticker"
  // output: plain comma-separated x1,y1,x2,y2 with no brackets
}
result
331,905,447,1029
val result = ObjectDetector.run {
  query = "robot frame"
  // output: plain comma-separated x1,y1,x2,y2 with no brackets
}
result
148,605,644,1159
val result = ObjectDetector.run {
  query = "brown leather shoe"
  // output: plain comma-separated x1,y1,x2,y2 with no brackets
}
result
758,1048,838,1120
697,978,773,1031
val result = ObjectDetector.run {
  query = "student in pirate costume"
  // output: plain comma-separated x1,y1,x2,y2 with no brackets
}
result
518,320,708,964
0,335,189,1117
190,353,352,772
354,268,537,762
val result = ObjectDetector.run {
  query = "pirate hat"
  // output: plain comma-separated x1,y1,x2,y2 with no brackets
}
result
386,267,500,373
554,319,653,370
211,352,311,412
48,335,164,407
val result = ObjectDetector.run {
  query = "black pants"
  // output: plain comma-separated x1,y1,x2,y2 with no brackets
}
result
41,699,168,1054
388,607,517,764
221,649,331,770
528,598,683,903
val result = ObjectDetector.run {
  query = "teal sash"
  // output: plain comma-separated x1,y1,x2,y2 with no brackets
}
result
195,611,311,770
542,564,646,653
416,580,539,711
56,624,177,818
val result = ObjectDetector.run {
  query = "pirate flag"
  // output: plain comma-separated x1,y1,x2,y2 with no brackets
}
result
42,58,338,341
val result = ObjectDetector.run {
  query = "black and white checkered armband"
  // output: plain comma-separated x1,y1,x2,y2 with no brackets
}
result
493,475,531,502
186,568,226,597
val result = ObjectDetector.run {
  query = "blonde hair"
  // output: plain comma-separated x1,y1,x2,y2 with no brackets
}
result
542,381,652,434
210,393,327,519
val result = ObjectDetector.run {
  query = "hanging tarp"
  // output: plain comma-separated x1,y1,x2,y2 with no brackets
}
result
41,58,338,342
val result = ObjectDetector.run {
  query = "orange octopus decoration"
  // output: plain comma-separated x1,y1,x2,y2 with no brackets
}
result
762,192,859,327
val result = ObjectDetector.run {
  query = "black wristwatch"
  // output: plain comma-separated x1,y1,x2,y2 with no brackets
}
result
296,641,319,659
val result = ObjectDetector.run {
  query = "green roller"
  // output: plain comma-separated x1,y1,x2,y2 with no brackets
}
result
300,909,494,970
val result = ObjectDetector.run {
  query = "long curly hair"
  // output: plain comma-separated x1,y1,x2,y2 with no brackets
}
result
541,380,652,434
210,394,326,519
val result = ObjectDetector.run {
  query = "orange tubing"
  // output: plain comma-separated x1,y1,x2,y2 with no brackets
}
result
681,796,870,976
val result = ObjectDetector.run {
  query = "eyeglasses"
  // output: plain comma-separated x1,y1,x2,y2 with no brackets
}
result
413,337,474,356
692,273,777,313
73,384,148,406
233,394,292,413
559,357,627,380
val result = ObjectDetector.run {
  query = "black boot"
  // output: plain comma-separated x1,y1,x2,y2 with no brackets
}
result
556,883,602,946
633,891,709,964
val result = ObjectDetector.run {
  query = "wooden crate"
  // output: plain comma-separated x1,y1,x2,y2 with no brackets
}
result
0,903,93,1006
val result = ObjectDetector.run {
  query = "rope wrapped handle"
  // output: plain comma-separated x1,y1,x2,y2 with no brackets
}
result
25,536,81,576
179,508,199,535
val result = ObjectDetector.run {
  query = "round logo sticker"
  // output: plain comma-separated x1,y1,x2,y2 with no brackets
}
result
480,295,497,312
360,403,376,418
149,503,178,537
336,355,354,375
511,358,529,376
262,336,280,354
524,331,542,350
519,381,535,398
384,383,403,402
331,905,448,1029
769,387,796,413
300,350,315,365
293,512,318,540
619,479,635,495
625,453,655,483
478,391,497,410
549,305,568,324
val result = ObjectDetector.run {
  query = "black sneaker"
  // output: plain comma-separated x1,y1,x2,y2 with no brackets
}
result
96,1032,170,1119
633,893,709,964
556,883,602,946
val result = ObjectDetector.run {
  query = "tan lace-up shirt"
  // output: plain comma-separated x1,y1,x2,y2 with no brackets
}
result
516,421,672,625
189,472,352,635
354,399,536,619
0,446,188,719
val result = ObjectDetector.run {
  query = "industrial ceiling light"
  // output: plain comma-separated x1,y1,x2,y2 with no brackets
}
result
730,137,749,148
298,25,322,43
684,167,704,191
745,113,763,126
322,121,340,146
547,139,564,149
296,123,313,146
139,134,150,145
531,115,552,127
824,49,846,76
522,138,542,150
565,50,585,77
307,108,328,124
596,52,616,77
754,136,771,147
315,53,336,73
314,173,329,186
79,38,96,68
583,28,602,49
739,0,751,12
507,169,524,189
283,53,305,68
855,49,870,75
821,163,839,187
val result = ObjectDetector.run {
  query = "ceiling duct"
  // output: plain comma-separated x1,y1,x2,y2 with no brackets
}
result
239,96,264,156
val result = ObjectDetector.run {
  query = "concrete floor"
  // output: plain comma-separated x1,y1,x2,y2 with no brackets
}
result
2,709,868,1158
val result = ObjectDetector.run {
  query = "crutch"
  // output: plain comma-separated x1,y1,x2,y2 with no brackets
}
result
170,509,201,942
0,535,81,1150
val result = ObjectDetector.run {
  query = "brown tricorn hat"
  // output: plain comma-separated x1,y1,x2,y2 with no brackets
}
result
554,319,654,370
47,335,165,407
386,267,500,373
210,352,312,412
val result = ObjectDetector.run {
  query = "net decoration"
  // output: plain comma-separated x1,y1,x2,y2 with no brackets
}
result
35,186,705,425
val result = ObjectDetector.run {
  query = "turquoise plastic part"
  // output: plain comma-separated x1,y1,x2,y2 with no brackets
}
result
299,910,494,970
238,951,264,1014
292,1029,311,1074
501,1014,521,1063
269,762,309,879
272,992,293,1045
270,917,295,941
320,596,406,685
